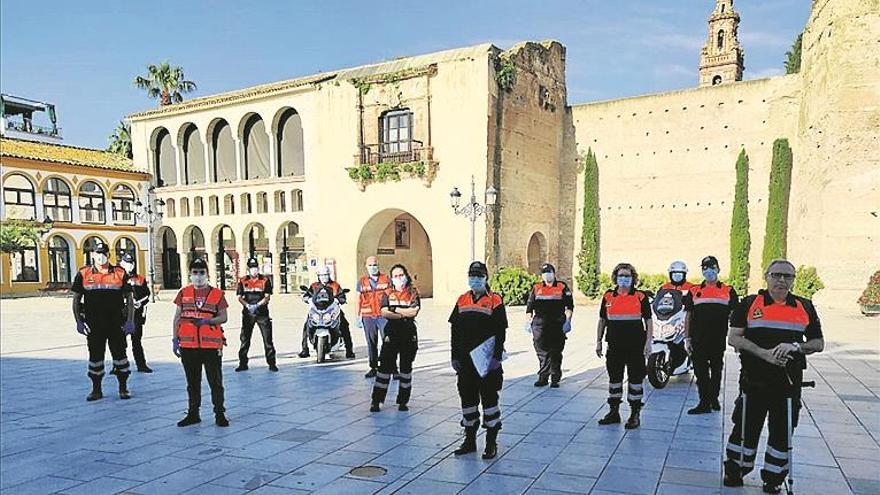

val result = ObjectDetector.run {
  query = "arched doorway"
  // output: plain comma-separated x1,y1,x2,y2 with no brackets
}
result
48,235,72,283
158,227,181,289
82,235,108,266
114,236,138,269
278,221,306,293
213,224,237,290
183,226,206,268
244,222,270,272
527,232,547,274
357,209,433,297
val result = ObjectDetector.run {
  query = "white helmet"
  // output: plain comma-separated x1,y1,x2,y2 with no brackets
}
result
668,260,688,274
317,266,330,277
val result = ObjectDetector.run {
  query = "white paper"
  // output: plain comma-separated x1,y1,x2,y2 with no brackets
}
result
470,336,506,378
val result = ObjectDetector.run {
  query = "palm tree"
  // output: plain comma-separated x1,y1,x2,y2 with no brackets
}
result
134,61,197,106
107,120,132,159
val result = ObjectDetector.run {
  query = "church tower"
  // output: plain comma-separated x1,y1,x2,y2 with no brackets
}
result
698,0,744,87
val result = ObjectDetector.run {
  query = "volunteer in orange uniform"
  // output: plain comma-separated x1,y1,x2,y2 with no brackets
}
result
370,264,421,412
661,260,696,293
299,266,355,359
449,261,507,460
723,259,824,493
71,242,136,401
684,255,738,414
236,257,277,372
172,258,230,428
120,253,153,373
596,262,653,429
526,263,574,388
357,256,390,378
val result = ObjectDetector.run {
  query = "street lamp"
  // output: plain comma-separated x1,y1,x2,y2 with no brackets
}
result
449,175,498,261
136,191,165,302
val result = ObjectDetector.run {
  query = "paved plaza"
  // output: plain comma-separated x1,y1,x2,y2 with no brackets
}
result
1,293,878,494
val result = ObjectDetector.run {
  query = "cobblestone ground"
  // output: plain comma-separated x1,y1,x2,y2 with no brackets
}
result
1,293,878,494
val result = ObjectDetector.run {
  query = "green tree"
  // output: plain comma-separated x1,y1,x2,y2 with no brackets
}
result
792,265,824,299
785,33,803,75
107,120,132,159
489,266,540,305
576,148,601,297
762,139,794,271
134,61,197,106
729,149,751,294
0,219,50,254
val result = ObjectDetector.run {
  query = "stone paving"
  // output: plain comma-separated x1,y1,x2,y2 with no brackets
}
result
1,293,878,494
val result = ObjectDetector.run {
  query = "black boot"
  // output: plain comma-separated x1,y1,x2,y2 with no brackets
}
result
711,399,721,411
454,426,478,456
298,350,310,358
625,403,642,430
86,375,103,401
177,413,201,427
597,403,620,425
482,427,500,459
688,402,712,415
117,373,131,400
215,413,230,427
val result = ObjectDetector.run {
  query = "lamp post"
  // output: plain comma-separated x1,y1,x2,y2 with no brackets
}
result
135,191,165,303
449,175,498,262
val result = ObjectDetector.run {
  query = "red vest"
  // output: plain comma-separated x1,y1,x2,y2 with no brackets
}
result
688,283,732,306
358,274,390,318
456,291,503,316
239,275,269,293
745,295,809,333
532,283,565,301
602,290,647,321
310,280,342,297
177,285,225,349
385,286,419,308
128,274,147,287
661,281,695,293
79,265,126,291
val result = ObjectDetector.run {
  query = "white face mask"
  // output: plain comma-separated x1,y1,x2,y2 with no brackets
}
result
249,267,259,277
92,253,109,266
367,265,379,276
191,273,208,287
670,272,685,283
120,261,135,274
392,276,407,290
542,272,555,284
318,274,330,284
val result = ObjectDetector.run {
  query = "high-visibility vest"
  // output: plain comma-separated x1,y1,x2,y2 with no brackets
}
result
602,289,647,321
78,265,126,291
456,291,503,316
358,274,390,318
239,275,269,293
532,282,565,301
745,295,809,333
177,285,225,349
310,280,342,297
688,282,733,306
385,286,419,309
661,281,695,293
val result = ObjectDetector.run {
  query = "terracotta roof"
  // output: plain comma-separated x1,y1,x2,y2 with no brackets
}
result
0,137,139,173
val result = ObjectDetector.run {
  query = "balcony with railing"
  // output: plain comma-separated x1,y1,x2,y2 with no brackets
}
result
348,141,439,190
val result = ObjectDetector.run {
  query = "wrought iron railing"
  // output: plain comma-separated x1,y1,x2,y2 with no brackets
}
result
357,143,433,165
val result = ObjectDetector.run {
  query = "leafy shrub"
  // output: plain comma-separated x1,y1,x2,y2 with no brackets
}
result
791,265,824,299
637,274,667,295
730,149,751,294
576,149,601,298
490,266,539,306
375,163,401,182
857,270,880,306
598,273,614,295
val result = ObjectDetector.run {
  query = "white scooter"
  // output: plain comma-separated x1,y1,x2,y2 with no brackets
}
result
647,288,692,389
300,285,348,363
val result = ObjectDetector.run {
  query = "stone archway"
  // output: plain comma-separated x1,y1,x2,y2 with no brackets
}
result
357,209,433,298
157,227,181,289
527,231,547,275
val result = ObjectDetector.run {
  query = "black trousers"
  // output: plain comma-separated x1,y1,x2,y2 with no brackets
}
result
372,330,418,405
301,312,353,353
238,311,276,366
692,337,724,404
533,336,565,382
725,386,798,486
180,348,225,415
458,366,503,430
606,342,646,406
127,320,147,369
86,320,130,380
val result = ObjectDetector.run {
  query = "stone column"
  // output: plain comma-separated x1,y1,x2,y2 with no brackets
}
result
234,138,244,181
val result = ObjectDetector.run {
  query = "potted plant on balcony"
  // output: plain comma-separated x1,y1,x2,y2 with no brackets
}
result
858,270,880,316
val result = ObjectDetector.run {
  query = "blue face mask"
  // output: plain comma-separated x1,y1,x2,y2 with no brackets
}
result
617,275,633,288
703,268,719,281
468,276,487,292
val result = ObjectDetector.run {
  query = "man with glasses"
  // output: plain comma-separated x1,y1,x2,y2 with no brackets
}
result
723,259,824,494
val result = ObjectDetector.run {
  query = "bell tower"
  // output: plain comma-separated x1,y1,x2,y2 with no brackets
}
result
699,0,744,87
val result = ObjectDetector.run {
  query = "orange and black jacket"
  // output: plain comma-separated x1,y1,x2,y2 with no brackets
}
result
599,287,652,345
449,290,507,364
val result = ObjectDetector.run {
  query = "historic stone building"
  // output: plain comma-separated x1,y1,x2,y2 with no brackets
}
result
129,0,878,306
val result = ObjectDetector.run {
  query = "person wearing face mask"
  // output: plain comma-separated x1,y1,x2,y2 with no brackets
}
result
120,253,152,373
235,257,277,372
299,266,355,359
595,262,653,429
661,260,696,293
525,263,574,388
172,257,230,427
448,261,507,459
356,256,390,378
370,264,421,412
722,260,824,493
683,256,738,414
71,242,136,401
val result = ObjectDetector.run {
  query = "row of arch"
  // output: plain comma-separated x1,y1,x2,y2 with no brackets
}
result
2,172,138,225
9,232,141,285
151,107,304,187
163,189,303,218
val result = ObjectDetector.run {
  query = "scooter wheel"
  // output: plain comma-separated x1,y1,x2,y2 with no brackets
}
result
648,352,669,389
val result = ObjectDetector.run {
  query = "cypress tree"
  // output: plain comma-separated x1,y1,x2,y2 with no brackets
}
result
576,148,601,297
729,149,751,294
762,138,793,271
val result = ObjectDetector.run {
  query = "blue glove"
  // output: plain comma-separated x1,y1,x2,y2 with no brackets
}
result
523,321,532,334
76,321,90,336
451,359,461,373
247,304,258,315
356,318,364,329
192,318,208,327
563,319,572,334
123,320,136,335
172,337,181,357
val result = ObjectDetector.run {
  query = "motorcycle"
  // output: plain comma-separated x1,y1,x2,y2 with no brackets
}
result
647,287,692,389
300,285,349,363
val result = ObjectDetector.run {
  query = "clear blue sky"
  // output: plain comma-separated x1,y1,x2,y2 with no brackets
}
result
1,0,810,149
